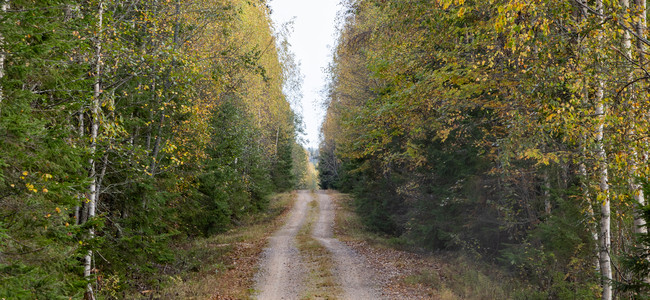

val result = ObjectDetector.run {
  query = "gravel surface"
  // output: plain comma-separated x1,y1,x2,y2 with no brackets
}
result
253,191,310,299
328,192,441,299
313,190,383,300
254,190,384,300
344,241,439,299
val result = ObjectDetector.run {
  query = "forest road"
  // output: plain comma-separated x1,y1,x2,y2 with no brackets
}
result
253,190,382,300
312,190,382,300
253,190,310,299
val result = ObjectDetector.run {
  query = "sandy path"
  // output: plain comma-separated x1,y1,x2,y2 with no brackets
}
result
254,190,382,299
313,190,383,300
253,191,310,299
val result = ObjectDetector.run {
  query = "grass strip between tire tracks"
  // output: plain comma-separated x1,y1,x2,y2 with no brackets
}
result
295,191,342,300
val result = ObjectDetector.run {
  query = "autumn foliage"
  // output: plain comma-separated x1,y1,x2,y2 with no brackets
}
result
320,0,650,298
0,0,308,297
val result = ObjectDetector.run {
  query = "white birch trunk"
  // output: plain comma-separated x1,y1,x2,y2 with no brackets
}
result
596,83,612,300
623,0,647,235
634,0,648,235
575,0,600,272
0,0,8,114
84,2,103,299
596,2,612,299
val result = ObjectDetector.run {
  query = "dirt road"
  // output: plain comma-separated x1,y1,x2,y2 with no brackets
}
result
254,190,381,299
253,191,310,299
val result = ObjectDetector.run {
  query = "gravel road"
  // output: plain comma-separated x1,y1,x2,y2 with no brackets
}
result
253,191,310,299
254,190,382,300
313,190,382,300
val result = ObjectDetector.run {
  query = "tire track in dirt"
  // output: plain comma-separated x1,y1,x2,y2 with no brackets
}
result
313,190,383,300
254,190,382,300
253,191,310,299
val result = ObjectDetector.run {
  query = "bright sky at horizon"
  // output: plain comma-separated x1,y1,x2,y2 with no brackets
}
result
268,0,342,149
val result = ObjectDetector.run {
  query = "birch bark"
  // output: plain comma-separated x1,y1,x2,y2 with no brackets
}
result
633,0,648,235
0,0,8,115
84,2,103,299
595,1,612,299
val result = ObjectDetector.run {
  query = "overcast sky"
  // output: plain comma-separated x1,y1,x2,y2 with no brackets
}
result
268,0,341,149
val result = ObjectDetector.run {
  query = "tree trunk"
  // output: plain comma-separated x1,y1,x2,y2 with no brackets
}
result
634,0,648,235
622,0,647,235
84,2,103,299
0,0,8,115
595,2,612,299
275,125,280,159
543,171,551,215
596,83,612,300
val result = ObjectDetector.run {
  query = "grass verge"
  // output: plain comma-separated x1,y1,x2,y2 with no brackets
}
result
331,191,524,300
295,193,342,299
137,192,296,299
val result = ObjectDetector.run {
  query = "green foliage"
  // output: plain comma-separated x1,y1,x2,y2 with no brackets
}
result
617,181,650,298
1,0,300,297
318,143,339,190
0,0,94,296
499,193,598,298
195,97,272,235
291,143,318,190
272,137,295,192
319,0,648,296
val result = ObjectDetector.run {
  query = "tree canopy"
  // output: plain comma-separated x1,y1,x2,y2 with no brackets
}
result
0,0,310,297
320,0,650,298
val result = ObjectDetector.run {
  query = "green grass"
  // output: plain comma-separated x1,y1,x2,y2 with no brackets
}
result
402,254,517,299
296,193,342,299
120,192,296,299
332,191,532,300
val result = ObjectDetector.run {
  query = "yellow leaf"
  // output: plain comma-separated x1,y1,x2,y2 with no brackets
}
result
457,7,466,17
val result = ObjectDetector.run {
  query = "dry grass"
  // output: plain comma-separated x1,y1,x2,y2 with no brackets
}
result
332,193,374,242
295,193,342,299
150,192,295,300
402,254,514,300
330,191,517,300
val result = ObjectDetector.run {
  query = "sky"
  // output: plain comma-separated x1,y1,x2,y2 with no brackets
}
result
267,0,342,149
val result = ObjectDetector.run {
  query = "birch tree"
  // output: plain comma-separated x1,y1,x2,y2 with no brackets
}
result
83,1,103,299
633,0,648,235
0,0,7,114
594,1,612,298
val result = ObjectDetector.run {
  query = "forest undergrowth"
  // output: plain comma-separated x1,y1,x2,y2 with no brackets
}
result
138,192,295,299
319,0,650,298
333,192,558,300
